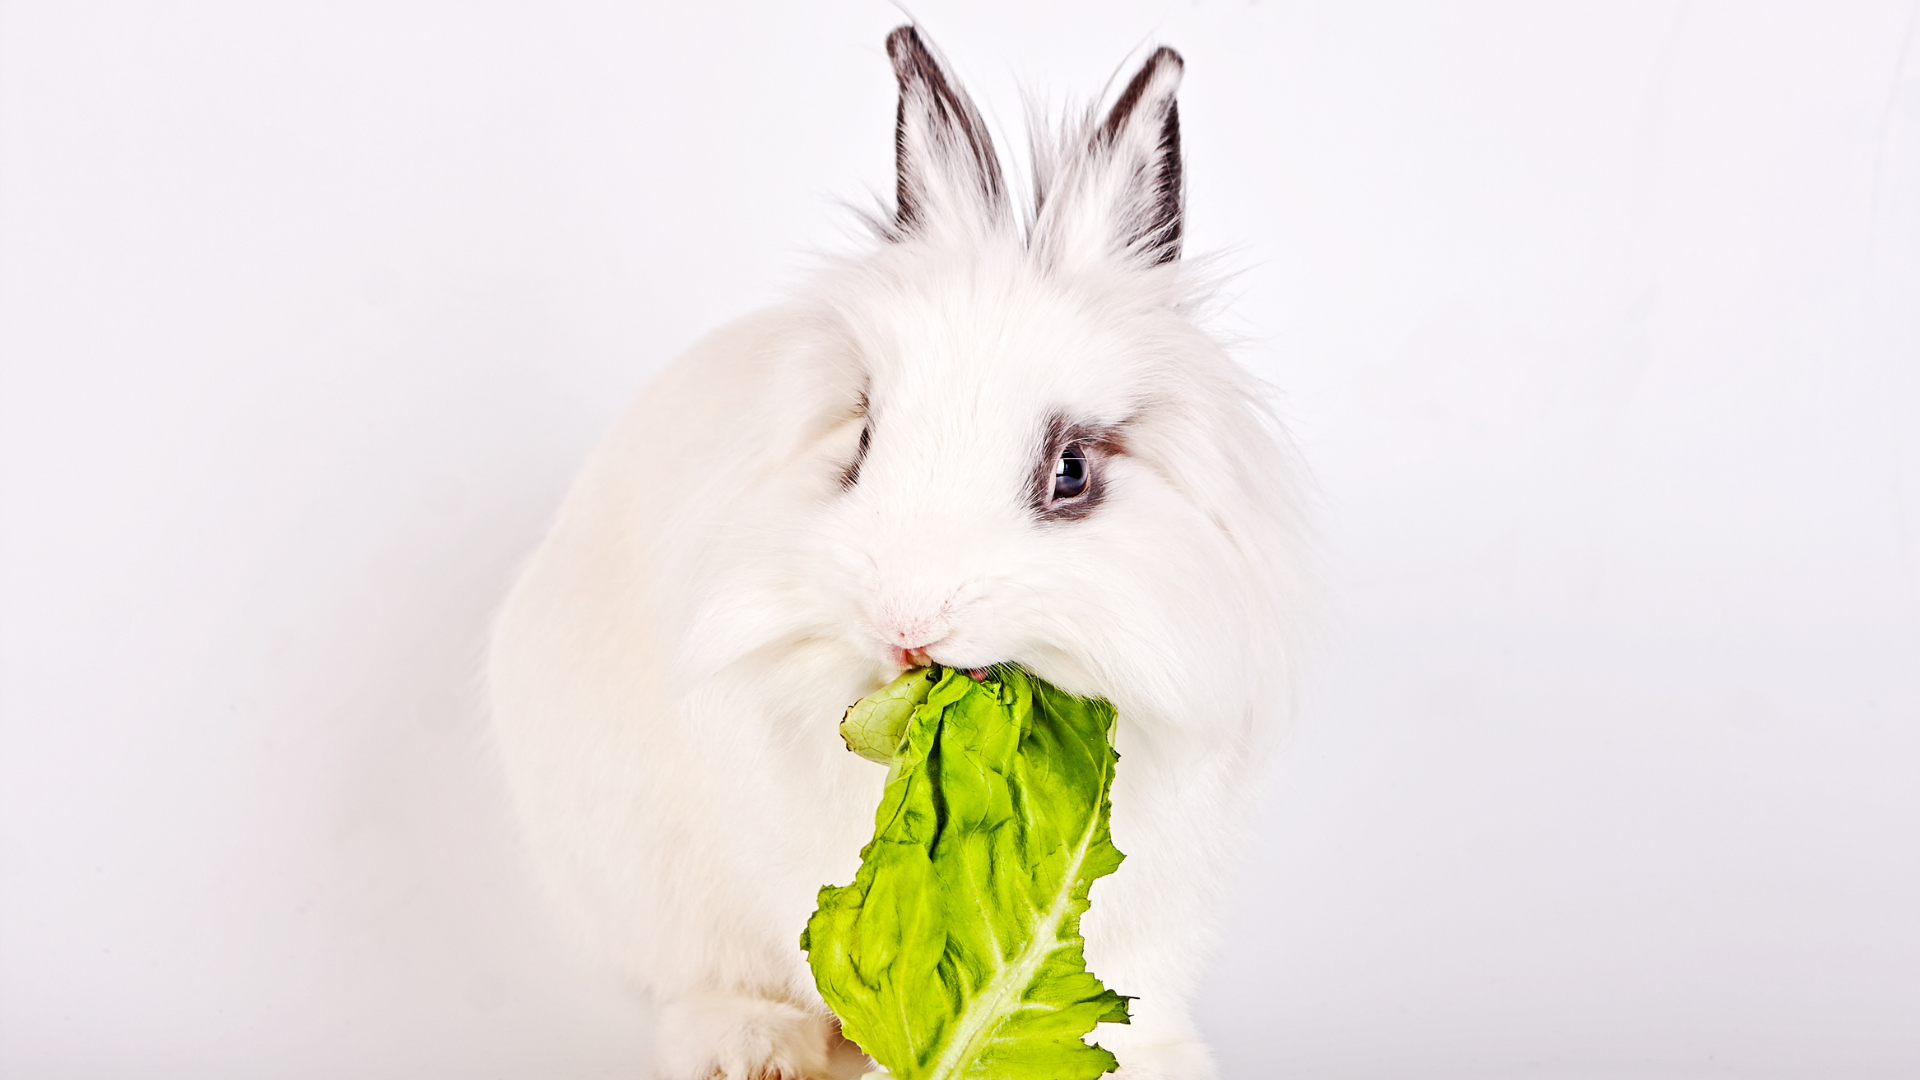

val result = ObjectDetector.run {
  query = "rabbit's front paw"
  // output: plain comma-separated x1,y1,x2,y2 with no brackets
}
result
655,993,860,1080
1101,1031,1218,1080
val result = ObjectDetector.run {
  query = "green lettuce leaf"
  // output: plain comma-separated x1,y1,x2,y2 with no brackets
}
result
802,667,1130,1080
839,665,938,765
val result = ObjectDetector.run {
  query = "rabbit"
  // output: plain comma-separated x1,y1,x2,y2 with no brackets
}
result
489,25,1312,1080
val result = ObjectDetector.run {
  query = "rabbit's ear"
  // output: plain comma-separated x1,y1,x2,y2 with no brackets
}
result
1036,47,1185,268
886,25,1009,239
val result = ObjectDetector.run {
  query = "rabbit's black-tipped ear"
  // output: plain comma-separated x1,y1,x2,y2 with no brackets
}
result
886,25,1009,238
1099,47,1184,263
1037,47,1186,267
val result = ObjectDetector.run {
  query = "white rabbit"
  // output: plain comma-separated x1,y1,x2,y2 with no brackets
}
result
490,26,1312,1080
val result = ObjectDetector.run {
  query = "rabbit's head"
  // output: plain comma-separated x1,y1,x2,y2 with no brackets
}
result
675,28,1310,738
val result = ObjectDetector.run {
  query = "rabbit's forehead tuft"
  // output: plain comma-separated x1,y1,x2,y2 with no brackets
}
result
837,254,1170,428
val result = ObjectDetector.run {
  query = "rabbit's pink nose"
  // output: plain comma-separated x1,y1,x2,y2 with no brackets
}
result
872,610,950,668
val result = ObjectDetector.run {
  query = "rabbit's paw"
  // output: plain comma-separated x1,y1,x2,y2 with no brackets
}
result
1101,1031,1218,1080
655,993,855,1080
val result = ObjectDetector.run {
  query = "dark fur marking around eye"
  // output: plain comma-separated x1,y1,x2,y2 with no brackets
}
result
1029,414,1128,522
840,394,872,490
886,25,1005,236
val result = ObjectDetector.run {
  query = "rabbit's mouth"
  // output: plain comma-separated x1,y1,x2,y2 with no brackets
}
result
889,647,990,682
890,646,933,669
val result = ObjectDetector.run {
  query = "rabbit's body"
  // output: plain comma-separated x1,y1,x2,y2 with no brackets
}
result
491,29,1310,1080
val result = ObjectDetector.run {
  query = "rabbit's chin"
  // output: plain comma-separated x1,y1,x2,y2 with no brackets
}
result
897,651,996,682
908,646,1005,674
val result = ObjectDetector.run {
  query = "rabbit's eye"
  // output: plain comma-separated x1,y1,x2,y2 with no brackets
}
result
1052,444,1089,500
1031,417,1118,522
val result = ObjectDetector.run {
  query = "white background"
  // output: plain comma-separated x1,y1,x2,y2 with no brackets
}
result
3,2,1916,1077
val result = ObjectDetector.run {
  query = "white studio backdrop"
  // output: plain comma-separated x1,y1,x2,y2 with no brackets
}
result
2,2,1916,1077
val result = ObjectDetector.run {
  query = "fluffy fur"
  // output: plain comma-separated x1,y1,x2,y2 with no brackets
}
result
490,26,1312,1080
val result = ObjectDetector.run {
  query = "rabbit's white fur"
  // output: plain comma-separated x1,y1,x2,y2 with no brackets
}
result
490,28,1311,1080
